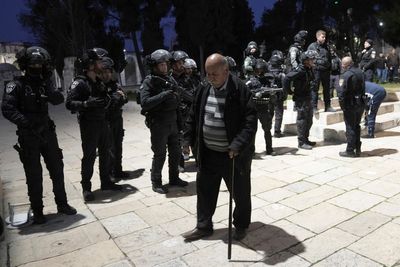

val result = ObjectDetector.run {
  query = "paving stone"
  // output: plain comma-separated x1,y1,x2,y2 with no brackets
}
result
115,225,171,253
337,211,391,237
135,202,189,226
250,251,311,266
91,199,146,219
357,168,397,180
155,258,189,267
172,195,198,214
268,169,308,184
371,201,400,217
312,249,383,267
284,181,318,193
102,259,134,267
19,240,125,267
101,212,149,238
328,190,385,212
160,216,196,236
280,185,343,211
287,202,355,233
261,203,297,221
290,228,358,263
328,176,370,191
127,236,197,266
349,222,400,266
251,177,286,195
359,180,400,197
250,209,276,225
256,187,296,203
289,161,335,176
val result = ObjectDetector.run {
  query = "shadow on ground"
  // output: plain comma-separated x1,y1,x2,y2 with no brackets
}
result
361,148,398,157
186,221,305,265
166,181,197,198
89,184,138,204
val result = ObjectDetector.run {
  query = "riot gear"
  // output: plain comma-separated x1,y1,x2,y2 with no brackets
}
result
294,30,308,45
101,57,114,70
171,50,188,62
226,56,237,69
245,41,258,56
16,46,51,71
255,58,268,72
183,58,197,69
147,49,171,66
300,50,318,62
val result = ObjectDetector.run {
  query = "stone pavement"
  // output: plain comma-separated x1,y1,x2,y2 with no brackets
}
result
1,102,400,267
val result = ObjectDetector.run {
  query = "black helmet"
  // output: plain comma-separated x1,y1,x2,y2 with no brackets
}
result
255,58,268,71
148,49,171,65
171,50,188,62
271,50,284,59
246,41,258,56
294,30,308,44
76,47,108,72
226,56,237,69
300,50,318,62
16,46,51,71
183,58,197,69
87,47,108,60
101,57,114,70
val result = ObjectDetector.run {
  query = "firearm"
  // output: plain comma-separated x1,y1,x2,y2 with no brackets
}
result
252,86,283,105
151,75,193,103
13,143,24,163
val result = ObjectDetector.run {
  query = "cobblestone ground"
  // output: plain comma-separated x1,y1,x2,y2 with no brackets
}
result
1,102,400,267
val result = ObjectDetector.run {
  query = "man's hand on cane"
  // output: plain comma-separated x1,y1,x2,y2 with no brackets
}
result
228,149,239,159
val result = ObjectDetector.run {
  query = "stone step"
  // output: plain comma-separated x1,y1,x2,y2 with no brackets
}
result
283,111,400,142
314,92,400,109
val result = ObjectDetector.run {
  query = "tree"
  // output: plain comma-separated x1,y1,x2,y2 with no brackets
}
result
379,2,400,47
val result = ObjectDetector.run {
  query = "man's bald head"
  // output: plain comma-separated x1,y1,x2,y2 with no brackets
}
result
205,53,229,88
341,56,353,71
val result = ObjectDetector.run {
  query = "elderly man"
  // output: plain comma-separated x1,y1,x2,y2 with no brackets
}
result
338,57,366,157
182,54,257,241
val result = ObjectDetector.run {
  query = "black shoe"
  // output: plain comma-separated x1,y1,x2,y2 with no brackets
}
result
169,177,189,187
83,190,95,202
101,183,123,191
152,184,169,194
266,149,277,156
339,150,356,157
32,210,46,224
182,228,213,242
274,132,284,138
113,171,131,179
298,143,313,150
305,140,317,146
325,106,336,112
233,227,247,241
57,204,77,215
361,134,374,139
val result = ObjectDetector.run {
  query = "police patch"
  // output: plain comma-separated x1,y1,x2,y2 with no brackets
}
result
371,51,376,59
339,78,344,87
70,80,79,90
6,82,16,94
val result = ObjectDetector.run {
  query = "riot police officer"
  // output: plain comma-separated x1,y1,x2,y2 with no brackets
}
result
101,57,129,179
243,41,259,78
363,81,386,138
283,50,318,150
308,30,334,112
358,39,377,82
183,58,201,90
268,50,286,137
247,58,276,155
287,30,308,72
140,49,188,194
338,57,366,157
1,46,76,224
66,48,122,202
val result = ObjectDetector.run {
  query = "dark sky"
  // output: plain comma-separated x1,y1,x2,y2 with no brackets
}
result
0,0,276,47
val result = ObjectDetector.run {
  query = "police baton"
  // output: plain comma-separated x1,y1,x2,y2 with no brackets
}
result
228,156,235,260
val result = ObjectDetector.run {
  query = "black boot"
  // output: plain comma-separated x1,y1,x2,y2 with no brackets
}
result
356,142,362,157
32,210,46,224
339,150,356,157
57,204,77,215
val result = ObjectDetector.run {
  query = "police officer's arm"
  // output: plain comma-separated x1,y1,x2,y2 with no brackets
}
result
140,78,172,113
289,47,299,69
65,81,86,112
1,83,31,128
283,69,302,94
363,52,376,71
44,79,64,105
183,85,202,148
228,82,258,154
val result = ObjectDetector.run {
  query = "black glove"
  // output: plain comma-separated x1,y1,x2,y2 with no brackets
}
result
162,90,175,99
84,96,106,108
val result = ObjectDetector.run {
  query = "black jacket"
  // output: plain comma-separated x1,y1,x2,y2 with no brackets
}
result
308,41,331,71
338,66,365,108
358,47,376,71
184,74,257,168
105,81,128,120
2,76,63,129
283,65,314,102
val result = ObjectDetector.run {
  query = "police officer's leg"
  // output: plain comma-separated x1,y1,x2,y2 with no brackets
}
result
150,122,169,185
311,71,321,110
167,123,187,186
274,98,284,135
321,71,332,109
355,107,364,148
304,101,314,141
257,107,273,153
343,110,357,152
114,116,125,175
98,121,113,187
196,148,223,230
18,133,45,221
79,120,99,191
296,101,307,145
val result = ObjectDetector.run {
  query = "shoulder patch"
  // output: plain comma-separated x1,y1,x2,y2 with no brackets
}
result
70,80,80,90
371,51,376,59
6,82,17,94
339,78,344,87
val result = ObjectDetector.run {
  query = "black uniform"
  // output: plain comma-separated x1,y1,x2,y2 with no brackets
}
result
105,81,128,176
338,66,365,154
66,75,113,191
359,47,376,82
140,74,182,187
1,76,68,213
283,65,315,146
308,41,332,110
287,43,303,72
364,81,386,137
268,55,286,136
246,76,275,154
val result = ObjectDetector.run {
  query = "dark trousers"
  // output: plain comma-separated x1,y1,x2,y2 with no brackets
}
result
79,118,111,191
295,99,313,144
257,104,274,151
365,94,386,134
196,147,251,230
274,98,285,134
311,70,331,108
364,69,374,82
388,66,398,82
343,105,364,151
330,75,340,98
150,121,180,184
109,115,124,174
17,125,67,211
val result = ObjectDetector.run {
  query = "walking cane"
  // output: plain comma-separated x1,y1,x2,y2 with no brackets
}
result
228,157,235,260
